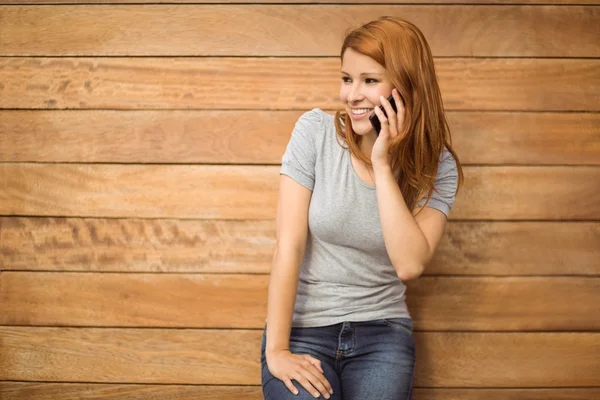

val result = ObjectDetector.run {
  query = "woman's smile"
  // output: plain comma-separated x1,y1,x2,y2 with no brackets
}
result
349,107,373,120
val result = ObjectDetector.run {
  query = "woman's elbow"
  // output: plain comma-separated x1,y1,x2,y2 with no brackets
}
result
395,263,425,281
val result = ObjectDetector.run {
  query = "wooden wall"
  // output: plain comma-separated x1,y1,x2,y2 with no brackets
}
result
1,1,599,399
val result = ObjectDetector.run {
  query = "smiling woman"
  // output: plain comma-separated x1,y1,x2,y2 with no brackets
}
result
336,17,464,214
262,16,464,400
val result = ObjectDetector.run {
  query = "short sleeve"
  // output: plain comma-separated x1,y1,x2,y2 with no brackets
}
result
416,149,459,217
280,109,322,191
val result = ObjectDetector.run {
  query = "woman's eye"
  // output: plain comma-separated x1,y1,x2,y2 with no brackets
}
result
341,77,377,84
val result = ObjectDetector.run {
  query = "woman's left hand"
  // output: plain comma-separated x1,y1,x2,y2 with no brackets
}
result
371,88,406,169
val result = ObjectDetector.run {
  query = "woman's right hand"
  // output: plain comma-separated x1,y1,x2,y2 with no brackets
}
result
266,349,334,398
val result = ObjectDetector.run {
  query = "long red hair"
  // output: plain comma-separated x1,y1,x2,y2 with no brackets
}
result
334,16,464,212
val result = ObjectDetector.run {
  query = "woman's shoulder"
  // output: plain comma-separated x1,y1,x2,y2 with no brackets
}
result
292,108,336,141
296,108,334,127
440,147,457,166
435,147,459,182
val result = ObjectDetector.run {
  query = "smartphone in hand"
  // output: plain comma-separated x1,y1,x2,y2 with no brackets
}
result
369,93,398,135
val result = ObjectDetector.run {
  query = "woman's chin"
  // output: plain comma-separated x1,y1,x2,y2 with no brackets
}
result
350,120,375,136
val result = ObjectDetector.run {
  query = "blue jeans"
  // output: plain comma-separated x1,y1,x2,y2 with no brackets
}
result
261,318,415,400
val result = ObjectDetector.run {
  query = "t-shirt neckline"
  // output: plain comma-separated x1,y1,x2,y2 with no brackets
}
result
346,150,376,190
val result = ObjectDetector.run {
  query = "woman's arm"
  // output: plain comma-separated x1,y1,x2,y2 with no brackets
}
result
371,92,454,281
265,175,311,354
373,165,448,281
265,175,333,398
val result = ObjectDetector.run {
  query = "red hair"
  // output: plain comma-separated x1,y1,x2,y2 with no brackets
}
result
334,16,464,212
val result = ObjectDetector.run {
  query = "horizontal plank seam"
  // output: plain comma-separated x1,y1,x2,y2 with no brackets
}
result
0,380,262,387
2,3,600,7
1,108,600,113
0,52,600,61
2,162,600,167
1,55,600,59
2,215,600,222
1,380,600,389
1,109,599,114
2,270,600,278
1,217,598,223
1,325,599,332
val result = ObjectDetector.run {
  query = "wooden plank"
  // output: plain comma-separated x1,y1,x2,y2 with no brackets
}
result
455,166,600,220
0,110,299,164
430,222,600,276
0,327,260,385
0,164,279,220
0,58,598,111
1,110,599,165
1,164,599,220
446,112,600,166
0,272,270,329
1,6,598,57
1,328,598,386
1,273,598,330
0,383,262,400
0,384,261,400
2,218,598,275
418,389,600,400
418,333,600,387
0,218,277,274
2,384,600,400
3,1,599,4
406,276,600,331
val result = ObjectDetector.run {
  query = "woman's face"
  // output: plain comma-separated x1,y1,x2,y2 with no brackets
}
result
340,48,394,136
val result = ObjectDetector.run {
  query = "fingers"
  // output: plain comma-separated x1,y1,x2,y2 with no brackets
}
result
379,95,397,137
391,88,406,135
282,378,300,395
285,356,332,398
304,354,324,373
293,368,333,398
268,350,334,398
377,89,406,139
373,105,389,139
303,356,333,395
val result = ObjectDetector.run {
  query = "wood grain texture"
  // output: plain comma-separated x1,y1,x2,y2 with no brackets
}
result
1,6,598,57
1,58,598,111
0,383,263,400
3,0,600,4
1,328,598,386
2,384,600,400
0,110,298,164
415,390,600,400
1,164,599,220
1,110,599,165
0,327,260,385
0,218,277,273
446,112,600,166
0,164,279,220
0,272,270,328
430,222,600,276
1,273,598,330
2,218,599,275
405,276,600,331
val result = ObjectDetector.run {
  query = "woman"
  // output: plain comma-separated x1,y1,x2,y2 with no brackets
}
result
261,16,464,400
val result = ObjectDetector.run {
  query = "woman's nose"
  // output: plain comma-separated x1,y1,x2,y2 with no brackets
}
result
348,86,364,103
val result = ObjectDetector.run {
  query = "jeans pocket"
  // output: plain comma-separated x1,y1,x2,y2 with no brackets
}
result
382,317,414,335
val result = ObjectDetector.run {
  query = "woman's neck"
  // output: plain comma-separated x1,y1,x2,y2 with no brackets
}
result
359,133,377,161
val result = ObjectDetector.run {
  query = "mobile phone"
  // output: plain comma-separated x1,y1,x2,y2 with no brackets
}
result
369,93,398,135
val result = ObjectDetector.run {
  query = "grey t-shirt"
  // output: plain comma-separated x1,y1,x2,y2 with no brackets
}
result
280,108,458,328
